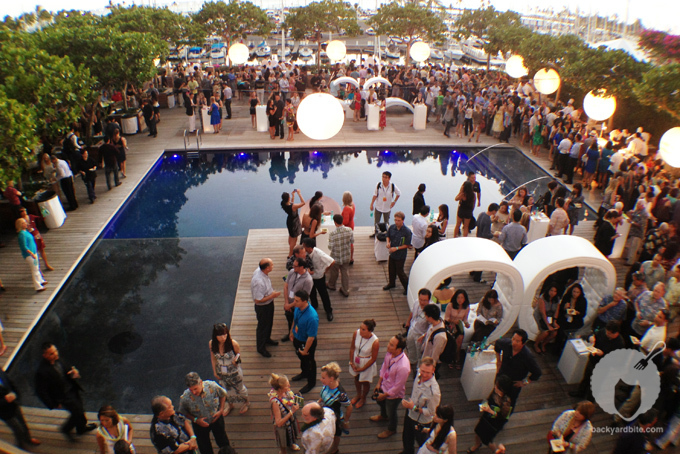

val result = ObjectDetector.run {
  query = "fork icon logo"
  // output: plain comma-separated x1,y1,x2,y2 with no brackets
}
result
590,347,663,422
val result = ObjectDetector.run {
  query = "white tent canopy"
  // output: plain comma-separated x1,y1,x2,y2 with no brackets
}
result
408,238,524,343
514,236,617,340
591,38,648,62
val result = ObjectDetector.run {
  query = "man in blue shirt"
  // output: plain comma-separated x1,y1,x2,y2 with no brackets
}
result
290,289,319,394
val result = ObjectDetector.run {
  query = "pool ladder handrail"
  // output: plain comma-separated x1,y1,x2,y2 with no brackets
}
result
183,129,202,151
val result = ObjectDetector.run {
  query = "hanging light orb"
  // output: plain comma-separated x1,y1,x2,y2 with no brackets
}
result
228,43,249,65
326,40,346,62
583,90,617,122
410,42,430,63
505,55,528,78
297,93,345,140
533,68,560,95
659,127,680,168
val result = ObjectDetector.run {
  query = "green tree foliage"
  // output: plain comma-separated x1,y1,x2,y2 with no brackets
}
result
518,33,586,75
0,88,40,187
38,22,166,96
286,0,360,65
194,1,271,47
104,6,203,46
369,2,445,66
0,44,96,142
634,64,680,123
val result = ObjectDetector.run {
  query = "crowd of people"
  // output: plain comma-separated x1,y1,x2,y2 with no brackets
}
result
3,57,680,454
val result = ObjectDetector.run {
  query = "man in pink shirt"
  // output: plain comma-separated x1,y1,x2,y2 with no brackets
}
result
369,334,410,439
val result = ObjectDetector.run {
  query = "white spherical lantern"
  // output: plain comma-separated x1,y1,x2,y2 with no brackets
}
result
583,90,617,122
659,127,680,168
410,41,430,63
505,55,528,78
326,40,346,62
297,93,345,140
533,68,560,95
228,43,249,65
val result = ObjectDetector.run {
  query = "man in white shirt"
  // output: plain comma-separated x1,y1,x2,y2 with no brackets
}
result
411,205,430,255
400,357,441,454
370,171,401,237
554,133,573,180
639,309,668,355
301,403,336,454
608,148,625,174
51,155,78,211
302,238,335,321
222,85,232,119
628,132,648,159
250,258,281,357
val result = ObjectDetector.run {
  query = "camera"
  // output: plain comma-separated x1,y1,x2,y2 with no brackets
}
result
371,389,382,401
414,423,425,432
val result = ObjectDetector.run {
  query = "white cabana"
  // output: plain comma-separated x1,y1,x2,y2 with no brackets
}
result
514,236,617,340
363,76,392,91
408,238,524,343
330,76,360,90
385,97,414,114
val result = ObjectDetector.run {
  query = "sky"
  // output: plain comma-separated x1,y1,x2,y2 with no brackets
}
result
1,0,678,35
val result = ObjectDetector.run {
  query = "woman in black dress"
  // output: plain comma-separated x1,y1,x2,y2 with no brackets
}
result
594,209,620,257
454,181,475,237
281,189,305,257
249,91,258,129
555,283,588,346
468,375,513,453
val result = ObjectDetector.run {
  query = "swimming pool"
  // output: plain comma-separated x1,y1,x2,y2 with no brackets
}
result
7,146,587,413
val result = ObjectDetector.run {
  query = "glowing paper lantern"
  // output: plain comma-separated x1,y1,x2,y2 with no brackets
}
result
583,90,617,122
228,43,249,65
297,93,345,140
505,55,528,78
533,68,560,95
326,40,346,62
659,127,680,168
410,42,430,62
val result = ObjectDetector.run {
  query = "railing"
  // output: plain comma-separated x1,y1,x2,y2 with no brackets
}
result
183,128,202,151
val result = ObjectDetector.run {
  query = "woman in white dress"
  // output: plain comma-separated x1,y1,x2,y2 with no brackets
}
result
348,319,379,409
417,405,457,454
96,406,134,454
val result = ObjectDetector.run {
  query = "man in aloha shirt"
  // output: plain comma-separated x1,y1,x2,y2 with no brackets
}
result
178,372,230,454
301,402,336,454
150,395,198,454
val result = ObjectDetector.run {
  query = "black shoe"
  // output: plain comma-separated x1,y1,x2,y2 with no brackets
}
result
369,233,376,238
281,334,291,342
383,285,395,291
266,339,279,346
327,312,334,322
299,384,315,394
291,373,305,382
76,423,97,435
568,391,585,398
258,349,272,358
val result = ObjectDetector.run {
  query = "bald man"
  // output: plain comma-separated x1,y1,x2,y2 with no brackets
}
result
301,402,336,454
250,258,281,357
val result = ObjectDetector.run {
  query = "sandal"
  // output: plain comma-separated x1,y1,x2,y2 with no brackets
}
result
239,402,250,415
224,403,234,416
354,398,366,409
466,446,480,453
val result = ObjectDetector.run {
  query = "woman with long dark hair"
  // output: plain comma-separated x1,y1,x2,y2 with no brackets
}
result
454,181,475,237
594,209,620,256
417,405,457,454
435,204,449,239
421,224,441,253
444,289,470,369
468,375,513,453
471,290,503,342
96,405,134,454
210,323,249,415
556,283,588,343
533,284,561,354
281,189,306,257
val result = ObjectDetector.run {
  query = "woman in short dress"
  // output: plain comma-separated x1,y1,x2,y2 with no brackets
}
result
249,91,258,129
96,405,134,454
342,191,356,264
269,373,300,454
209,96,222,134
454,181,475,237
209,323,249,415
281,189,306,257
284,99,296,141
533,284,561,354
444,289,470,368
353,88,362,122
468,375,512,453
348,320,379,409
267,97,278,140
417,405,457,454
378,95,386,131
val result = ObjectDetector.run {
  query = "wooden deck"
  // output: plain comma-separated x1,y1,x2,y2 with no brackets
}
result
0,104,675,453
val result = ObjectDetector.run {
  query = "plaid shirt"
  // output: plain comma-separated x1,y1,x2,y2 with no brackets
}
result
328,225,354,265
